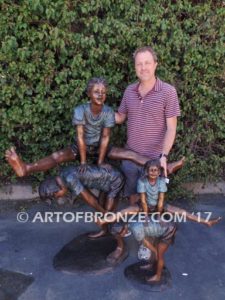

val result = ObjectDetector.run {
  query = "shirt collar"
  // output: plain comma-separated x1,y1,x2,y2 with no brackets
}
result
133,77,163,92
154,78,163,92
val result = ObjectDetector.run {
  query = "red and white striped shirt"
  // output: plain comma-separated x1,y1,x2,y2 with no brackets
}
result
118,78,181,158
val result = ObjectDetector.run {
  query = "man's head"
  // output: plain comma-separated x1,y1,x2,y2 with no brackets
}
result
144,159,161,180
133,46,158,82
39,176,67,200
87,77,108,106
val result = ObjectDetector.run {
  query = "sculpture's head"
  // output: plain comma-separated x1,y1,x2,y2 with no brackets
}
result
87,77,108,107
39,176,67,200
144,159,161,181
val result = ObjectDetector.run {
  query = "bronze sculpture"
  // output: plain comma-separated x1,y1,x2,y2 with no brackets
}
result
39,163,127,264
5,76,185,271
99,159,221,282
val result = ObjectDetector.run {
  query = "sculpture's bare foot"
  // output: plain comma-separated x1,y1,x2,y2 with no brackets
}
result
146,274,161,282
106,247,124,265
167,156,185,175
88,229,108,239
5,147,27,177
206,217,222,227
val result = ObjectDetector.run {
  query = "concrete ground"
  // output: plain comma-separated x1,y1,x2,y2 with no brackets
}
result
0,195,224,300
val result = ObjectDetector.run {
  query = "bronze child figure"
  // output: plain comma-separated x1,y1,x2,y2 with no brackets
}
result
38,163,126,264
99,159,221,282
5,77,114,176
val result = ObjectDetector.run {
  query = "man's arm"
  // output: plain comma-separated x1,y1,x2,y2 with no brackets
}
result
160,116,177,177
115,112,127,124
98,127,111,165
76,125,86,164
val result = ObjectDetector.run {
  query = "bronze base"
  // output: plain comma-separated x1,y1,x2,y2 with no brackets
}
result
0,268,34,299
124,261,172,292
53,233,128,275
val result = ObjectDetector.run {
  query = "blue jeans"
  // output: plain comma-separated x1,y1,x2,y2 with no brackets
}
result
121,160,144,197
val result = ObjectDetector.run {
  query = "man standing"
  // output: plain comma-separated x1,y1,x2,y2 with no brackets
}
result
115,46,181,204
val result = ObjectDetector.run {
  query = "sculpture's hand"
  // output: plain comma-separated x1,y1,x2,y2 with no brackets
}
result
97,162,112,171
77,163,88,174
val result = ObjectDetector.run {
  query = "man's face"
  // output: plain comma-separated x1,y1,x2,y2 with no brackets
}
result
89,83,107,106
135,51,157,82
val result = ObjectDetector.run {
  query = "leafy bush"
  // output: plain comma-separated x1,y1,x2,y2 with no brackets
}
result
0,0,224,184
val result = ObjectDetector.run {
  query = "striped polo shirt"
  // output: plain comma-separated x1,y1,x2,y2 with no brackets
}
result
118,78,180,158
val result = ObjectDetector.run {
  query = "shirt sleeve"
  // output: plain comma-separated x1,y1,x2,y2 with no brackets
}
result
165,86,181,118
103,107,115,128
118,88,128,115
66,173,84,196
158,178,167,193
137,178,146,193
72,105,86,126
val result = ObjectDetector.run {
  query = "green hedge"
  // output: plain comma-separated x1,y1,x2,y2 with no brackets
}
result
0,0,224,184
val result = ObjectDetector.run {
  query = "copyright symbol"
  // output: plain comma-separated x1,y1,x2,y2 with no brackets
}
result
17,212,29,223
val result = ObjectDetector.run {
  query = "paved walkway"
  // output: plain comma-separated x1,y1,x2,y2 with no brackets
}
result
0,195,224,300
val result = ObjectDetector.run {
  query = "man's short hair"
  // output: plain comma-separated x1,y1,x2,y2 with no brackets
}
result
133,46,158,62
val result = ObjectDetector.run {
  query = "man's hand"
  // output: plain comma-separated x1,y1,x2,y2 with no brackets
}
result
115,112,126,124
160,156,167,178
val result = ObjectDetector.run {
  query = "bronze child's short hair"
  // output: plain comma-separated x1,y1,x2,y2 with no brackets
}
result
39,177,60,200
86,77,108,95
144,159,161,175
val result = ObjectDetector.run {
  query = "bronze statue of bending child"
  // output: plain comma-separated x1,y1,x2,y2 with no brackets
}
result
39,163,127,264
